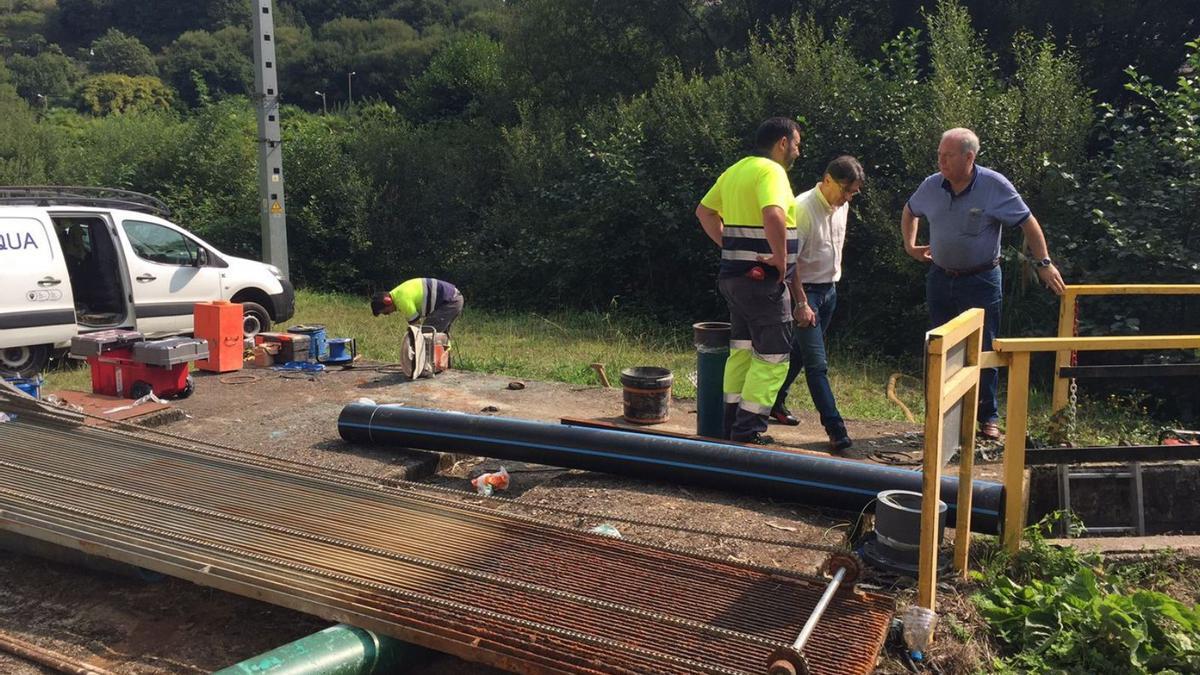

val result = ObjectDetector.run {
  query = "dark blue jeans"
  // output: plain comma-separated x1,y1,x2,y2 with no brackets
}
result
927,265,1002,424
774,283,845,436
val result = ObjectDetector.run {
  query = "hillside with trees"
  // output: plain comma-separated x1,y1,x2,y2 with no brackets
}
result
0,0,1197,351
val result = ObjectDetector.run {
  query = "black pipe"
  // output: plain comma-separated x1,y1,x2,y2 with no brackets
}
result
338,404,1005,534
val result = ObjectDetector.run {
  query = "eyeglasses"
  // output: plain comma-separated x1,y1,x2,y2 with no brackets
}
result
839,182,861,198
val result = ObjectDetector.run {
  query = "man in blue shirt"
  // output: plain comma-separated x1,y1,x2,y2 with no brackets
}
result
900,128,1065,440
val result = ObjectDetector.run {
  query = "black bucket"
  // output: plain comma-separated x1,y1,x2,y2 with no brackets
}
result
619,366,673,425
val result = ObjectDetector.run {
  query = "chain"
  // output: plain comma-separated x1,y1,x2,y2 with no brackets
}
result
9,401,843,576
1065,378,1079,445
0,483,753,675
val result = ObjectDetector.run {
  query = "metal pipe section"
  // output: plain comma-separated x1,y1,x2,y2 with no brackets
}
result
337,403,1004,533
794,566,845,652
214,624,424,675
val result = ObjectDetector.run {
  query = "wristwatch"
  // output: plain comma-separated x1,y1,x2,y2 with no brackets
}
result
1034,257,1053,268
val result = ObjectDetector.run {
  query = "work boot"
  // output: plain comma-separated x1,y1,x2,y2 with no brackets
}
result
769,405,800,426
722,402,740,440
733,432,776,446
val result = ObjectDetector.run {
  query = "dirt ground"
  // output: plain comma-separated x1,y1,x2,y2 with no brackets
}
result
0,364,935,674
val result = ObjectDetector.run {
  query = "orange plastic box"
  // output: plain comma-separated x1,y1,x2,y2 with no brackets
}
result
194,300,244,372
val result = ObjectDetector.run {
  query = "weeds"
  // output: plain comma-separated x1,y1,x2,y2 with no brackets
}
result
971,513,1200,674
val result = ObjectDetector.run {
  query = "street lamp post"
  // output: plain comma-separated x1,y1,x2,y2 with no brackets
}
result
314,90,326,115
347,71,356,107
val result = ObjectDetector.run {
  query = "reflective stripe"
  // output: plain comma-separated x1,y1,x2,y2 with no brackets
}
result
725,226,768,239
723,392,743,403
423,278,438,318
739,400,772,415
752,350,789,364
721,250,798,262
730,340,753,350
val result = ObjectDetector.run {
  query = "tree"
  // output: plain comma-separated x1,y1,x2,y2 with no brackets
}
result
88,28,157,76
161,27,251,106
77,73,172,115
52,0,114,49
403,33,508,122
7,45,78,105
502,0,719,111
0,70,58,183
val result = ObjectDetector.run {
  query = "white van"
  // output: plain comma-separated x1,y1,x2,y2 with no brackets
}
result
0,186,294,376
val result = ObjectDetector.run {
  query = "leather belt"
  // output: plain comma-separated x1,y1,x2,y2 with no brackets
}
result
935,258,999,278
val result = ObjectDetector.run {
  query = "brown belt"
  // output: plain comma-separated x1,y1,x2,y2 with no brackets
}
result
935,258,999,278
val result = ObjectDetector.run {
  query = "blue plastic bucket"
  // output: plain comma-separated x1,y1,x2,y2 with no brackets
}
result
5,376,42,399
324,337,356,364
287,324,327,361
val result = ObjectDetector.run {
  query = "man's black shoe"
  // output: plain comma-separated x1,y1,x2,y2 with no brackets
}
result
829,435,853,454
733,433,775,446
769,406,800,426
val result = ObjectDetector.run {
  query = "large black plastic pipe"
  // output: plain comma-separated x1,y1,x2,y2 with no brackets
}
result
338,403,1005,534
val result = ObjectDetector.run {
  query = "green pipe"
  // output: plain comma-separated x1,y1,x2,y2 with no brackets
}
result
693,322,731,439
215,624,425,675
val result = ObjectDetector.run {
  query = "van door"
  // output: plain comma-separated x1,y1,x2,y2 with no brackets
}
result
117,217,221,336
0,210,78,351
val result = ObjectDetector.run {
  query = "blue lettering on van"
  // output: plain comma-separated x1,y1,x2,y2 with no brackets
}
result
0,232,39,250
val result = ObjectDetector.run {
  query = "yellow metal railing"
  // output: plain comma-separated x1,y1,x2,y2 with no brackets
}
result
1052,284,1200,412
917,308,983,610
917,290,1200,609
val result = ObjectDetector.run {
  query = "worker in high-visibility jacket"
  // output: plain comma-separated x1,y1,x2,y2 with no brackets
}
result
695,117,806,443
370,278,464,334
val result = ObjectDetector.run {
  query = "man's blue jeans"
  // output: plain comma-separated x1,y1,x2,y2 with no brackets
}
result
773,283,845,436
927,265,1002,424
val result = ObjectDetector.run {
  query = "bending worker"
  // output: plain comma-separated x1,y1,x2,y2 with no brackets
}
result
770,155,864,454
370,278,464,334
695,117,803,444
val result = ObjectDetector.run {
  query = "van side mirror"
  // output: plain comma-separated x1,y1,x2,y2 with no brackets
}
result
195,248,209,267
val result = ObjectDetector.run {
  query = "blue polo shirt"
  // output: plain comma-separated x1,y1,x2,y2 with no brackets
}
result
906,166,1031,270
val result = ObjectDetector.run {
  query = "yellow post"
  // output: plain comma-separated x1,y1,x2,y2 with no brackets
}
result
1051,289,1077,413
917,334,946,610
1002,351,1031,553
953,327,983,577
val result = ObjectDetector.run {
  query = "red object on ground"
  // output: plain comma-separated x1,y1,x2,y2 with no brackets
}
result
87,348,190,399
1164,437,1200,446
194,300,244,372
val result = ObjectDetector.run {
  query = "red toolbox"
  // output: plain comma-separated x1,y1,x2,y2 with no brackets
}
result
87,348,193,399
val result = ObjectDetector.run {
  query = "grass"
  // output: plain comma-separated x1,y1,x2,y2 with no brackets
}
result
35,290,1181,441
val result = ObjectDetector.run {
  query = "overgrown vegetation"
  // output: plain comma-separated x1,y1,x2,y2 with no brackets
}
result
0,1,1198,364
971,514,1200,674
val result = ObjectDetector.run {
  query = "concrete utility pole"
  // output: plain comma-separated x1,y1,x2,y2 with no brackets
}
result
251,0,289,279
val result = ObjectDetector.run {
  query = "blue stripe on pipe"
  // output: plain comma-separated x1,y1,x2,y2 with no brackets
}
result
341,420,1001,518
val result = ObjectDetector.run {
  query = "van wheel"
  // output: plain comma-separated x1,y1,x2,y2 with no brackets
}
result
241,301,272,338
0,345,50,378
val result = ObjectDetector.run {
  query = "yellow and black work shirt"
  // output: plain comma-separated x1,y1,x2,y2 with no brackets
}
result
700,156,797,281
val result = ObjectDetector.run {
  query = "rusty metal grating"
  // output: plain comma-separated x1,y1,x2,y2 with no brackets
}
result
0,410,894,675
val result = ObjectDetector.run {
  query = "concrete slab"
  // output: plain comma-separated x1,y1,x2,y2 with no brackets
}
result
1047,535,1200,555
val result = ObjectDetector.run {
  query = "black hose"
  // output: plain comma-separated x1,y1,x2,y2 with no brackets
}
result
338,403,1005,534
